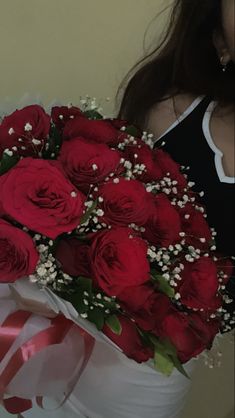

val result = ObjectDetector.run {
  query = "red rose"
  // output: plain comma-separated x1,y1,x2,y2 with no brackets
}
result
143,193,181,247
103,315,154,363
97,178,154,227
63,116,124,145
55,237,91,277
215,256,234,285
58,137,121,191
177,257,221,311
118,285,172,331
106,118,142,137
179,203,212,250
106,118,129,130
0,158,86,239
153,149,187,191
51,106,82,131
155,310,220,363
0,219,39,282
124,144,163,182
89,227,150,297
0,105,50,158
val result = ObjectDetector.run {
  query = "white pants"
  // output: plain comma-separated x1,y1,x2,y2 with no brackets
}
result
23,339,196,418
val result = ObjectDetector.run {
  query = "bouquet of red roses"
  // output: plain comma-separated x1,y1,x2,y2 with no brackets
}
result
0,98,232,383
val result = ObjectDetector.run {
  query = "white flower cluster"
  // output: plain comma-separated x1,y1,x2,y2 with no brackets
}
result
79,292,120,319
117,135,139,151
216,267,235,332
148,243,191,303
6,122,45,156
120,157,147,180
79,95,106,114
147,237,227,314
29,234,73,290
77,193,109,234
141,131,155,149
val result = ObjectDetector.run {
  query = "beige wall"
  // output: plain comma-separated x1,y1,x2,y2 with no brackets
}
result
0,1,234,418
0,0,168,115
183,335,234,418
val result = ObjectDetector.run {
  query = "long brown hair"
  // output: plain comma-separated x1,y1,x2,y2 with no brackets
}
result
117,0,235,128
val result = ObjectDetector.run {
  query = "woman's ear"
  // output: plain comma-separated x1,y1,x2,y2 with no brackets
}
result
213,30,231,64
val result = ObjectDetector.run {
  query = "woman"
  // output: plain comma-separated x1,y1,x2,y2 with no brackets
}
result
23,1,234,417
118,0,235,333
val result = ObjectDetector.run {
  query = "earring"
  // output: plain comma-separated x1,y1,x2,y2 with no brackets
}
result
220,56,228,72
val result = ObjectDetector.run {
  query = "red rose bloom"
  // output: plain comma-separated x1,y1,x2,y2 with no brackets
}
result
59,137,121,191
143,193,181,247
154,149,187,191
118,285,172,331
105,118,142,138
0,158,86,239
55,237,91,277
155,310,220,363
0,105,50,158
103,315,154,363
124,143,163,182
97,178,154,227
177,257,221,311
0,219,39,282
89,227,150,297
106,118,129,130
63,116,124,145
215,256,234,285
51,106,82,131
179,203,212,250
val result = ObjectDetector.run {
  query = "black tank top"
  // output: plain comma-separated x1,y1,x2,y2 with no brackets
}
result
153,96,235,257
153,96,235,331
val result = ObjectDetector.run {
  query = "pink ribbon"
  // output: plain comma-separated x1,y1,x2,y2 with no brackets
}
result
0,311,95,414
0,311,31,362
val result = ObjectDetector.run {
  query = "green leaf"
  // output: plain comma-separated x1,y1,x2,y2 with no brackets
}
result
76,276,93,294
105,315,122,335
125,125,140,137
149,334,164,349
68,277,93,313
154,347,174,377
0,152,20,175
137,328,153,347
151,271,175,298
83,110,103,120
170,355,190,379
49,237,60,256
50,124,62,147
69,292,88,314
80,200,97,225
42,123,62,159
161,338,178,357
149,335,190,379
88,307,105,330
162,338,190,379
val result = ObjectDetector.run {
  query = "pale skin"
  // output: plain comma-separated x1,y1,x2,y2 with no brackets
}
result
147,0,235,177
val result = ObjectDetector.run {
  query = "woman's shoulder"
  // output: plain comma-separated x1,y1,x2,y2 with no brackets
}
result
146,93,199,139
